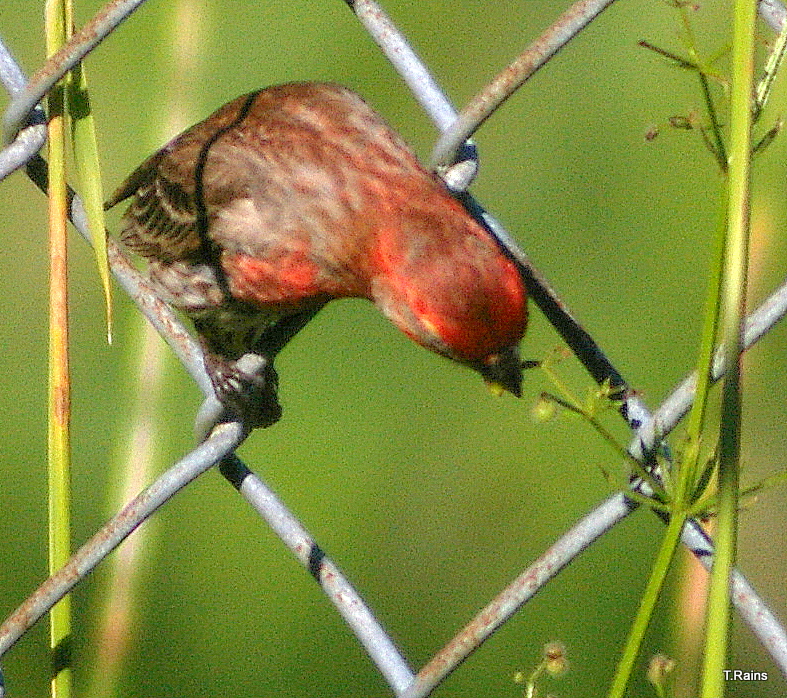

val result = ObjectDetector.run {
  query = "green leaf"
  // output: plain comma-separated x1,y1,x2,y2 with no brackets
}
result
68,60,113,342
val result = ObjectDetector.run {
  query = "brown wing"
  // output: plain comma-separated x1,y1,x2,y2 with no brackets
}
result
106,92,272,264
105,142,205,263
105,83,418,279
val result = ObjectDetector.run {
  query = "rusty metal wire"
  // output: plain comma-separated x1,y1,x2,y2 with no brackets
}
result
0,420,248,658
0,37,46,181
2,0,151,144
0,36,414,692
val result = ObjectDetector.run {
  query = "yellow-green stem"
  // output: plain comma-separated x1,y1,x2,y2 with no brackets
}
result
682,192,728,496
699,0,756,695
46,1,73,696
606,513,686,698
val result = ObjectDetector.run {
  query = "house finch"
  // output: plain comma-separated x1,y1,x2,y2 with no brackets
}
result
106,82,528,428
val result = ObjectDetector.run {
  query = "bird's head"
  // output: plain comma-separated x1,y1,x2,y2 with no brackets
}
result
367,193,528,396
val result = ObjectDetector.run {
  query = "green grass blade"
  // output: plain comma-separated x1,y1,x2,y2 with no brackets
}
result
68,60,112,342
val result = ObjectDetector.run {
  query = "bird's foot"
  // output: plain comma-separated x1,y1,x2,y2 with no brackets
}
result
196,352,282,440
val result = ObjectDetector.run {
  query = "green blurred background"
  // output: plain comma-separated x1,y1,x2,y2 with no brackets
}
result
1,0,786,696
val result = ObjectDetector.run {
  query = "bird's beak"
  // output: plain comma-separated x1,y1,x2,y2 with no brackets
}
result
477,346,523,397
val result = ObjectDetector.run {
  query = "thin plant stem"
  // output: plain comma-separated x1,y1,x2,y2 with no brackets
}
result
45,1,73,696
700,0,756,694
697,71,728,169
606,514,686,698
682,195,727,504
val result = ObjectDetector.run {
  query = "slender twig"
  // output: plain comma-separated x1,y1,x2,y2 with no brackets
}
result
697,69,729,169
2,0,150,144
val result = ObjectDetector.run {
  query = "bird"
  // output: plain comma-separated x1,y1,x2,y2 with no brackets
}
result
106,81,528,428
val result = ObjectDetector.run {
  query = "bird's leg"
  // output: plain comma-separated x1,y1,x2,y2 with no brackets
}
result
195,347,282,440
253,307,323,359
194,309,320,440
209,350,282,428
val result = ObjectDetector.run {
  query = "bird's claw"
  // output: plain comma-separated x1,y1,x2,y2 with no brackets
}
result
197,352,282,439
